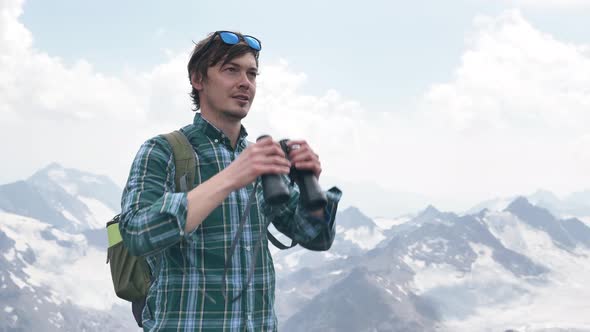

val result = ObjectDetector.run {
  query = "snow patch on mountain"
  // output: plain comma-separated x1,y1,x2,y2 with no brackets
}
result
579,216,590,227
2,214,51,252
8,271,29,290
484,211,529,252
60,209,83,226
443,254,590,331
405,257,464,292
1,212,125,311
408,238,449,256
438,212,590,330
78,196,117,229
283,250,306,270
80,175,102,184
484,210,586,269
338,225,385,250
47,168,67,183
47,168,79,197
26,248,120,310
3,248,16,262
321,251,347,260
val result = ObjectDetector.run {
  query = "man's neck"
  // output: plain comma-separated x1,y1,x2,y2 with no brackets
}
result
200,110,242,148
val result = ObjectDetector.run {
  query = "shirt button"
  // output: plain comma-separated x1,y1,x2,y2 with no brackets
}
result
245,246,251,251
214,139,219,143
247,314,252,321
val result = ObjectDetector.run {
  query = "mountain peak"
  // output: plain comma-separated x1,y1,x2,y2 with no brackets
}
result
30,162,70,183
337,206,377,229
506,196,532,212
37,162,66,174
342,206,363,216
45,162,65,170
417,205,441,218
506,196,579,249
0,164,123,231
475,208,489,218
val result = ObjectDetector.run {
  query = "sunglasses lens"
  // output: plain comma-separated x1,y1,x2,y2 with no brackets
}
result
243,36,261,51
219,32,239,45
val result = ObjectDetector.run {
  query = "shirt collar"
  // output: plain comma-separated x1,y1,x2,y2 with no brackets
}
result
191,112,249,148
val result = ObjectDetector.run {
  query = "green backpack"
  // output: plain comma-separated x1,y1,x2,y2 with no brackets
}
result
106,130,196,327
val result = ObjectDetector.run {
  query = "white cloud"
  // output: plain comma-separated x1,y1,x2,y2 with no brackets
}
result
406,9,590,204
1,2,590,214
424,10,590,132
0,0,377,191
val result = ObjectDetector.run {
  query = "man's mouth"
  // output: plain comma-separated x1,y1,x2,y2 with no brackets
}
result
233,95,250,101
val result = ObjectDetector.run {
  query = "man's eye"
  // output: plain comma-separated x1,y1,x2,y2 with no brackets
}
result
225,67,237,72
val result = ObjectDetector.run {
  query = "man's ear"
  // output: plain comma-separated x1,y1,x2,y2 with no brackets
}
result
191,72,203,91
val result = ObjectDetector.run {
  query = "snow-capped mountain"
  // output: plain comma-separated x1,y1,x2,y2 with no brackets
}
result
0,164,134,331
467,189,590,220
271,206,392,324
0,211,138,331
3,164,590,331
276,198,590,331
0,163,121,232
505,196,590,250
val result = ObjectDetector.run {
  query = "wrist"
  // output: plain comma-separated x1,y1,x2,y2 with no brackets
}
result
216,168,240,193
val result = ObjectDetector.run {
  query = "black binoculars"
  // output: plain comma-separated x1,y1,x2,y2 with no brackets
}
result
257,135,327,211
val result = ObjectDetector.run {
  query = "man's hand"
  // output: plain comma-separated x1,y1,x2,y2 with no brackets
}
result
286,140,322,179
224,136,291,190
186,137,290,233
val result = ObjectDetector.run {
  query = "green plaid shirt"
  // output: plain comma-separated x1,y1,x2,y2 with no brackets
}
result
120,113,341,331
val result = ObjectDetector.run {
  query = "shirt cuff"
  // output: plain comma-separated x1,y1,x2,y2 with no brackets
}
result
300,186,342,224
158,191,190,238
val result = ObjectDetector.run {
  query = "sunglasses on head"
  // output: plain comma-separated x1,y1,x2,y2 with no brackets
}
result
200,31,262,54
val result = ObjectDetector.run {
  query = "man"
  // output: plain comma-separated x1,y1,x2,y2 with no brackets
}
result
120,31,341,331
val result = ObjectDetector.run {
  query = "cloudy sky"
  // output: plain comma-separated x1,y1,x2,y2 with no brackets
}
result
1,0,590,216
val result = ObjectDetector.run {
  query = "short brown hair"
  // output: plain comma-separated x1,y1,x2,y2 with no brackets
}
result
187,31,260,111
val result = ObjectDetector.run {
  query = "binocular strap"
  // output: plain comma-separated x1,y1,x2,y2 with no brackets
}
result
222,178,262,303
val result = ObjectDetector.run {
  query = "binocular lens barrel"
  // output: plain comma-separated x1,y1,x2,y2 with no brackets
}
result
257,135,327,210
257,135,290,205
260,174,290,205
298,171,327,210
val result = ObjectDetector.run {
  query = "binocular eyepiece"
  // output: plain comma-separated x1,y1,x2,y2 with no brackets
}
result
257,135,327,211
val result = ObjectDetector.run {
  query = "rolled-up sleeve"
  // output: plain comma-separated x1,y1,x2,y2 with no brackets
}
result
119,136,190,257
259,175,342,251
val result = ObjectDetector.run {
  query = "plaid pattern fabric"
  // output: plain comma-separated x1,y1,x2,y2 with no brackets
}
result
120,113,341,331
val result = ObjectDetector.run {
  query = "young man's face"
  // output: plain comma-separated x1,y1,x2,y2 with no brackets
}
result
193,52,258,121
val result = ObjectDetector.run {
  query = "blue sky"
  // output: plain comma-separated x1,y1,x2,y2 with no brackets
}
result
19,1,590,111
18,1,505,109
3,0,590,215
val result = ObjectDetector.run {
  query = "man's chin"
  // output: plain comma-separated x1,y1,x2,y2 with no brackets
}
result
222,108,249,121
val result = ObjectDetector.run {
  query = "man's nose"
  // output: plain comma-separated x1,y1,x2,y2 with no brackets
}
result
238,72,253,90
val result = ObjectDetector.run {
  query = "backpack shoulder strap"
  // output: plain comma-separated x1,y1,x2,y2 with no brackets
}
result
162,130,196,192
